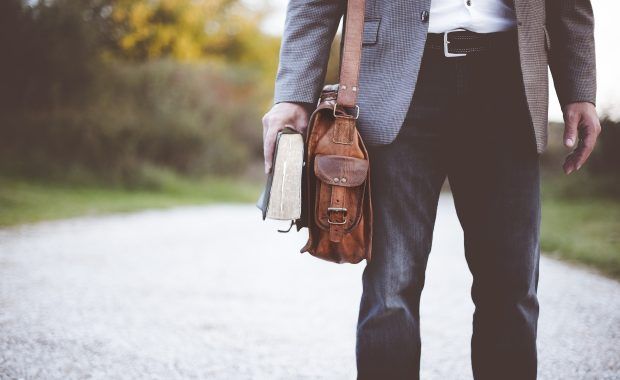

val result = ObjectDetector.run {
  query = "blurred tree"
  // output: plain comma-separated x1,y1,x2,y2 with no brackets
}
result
109,0,209,60
0,0,275,183
0,0,103,109
589,119,620,195
104,0,277,66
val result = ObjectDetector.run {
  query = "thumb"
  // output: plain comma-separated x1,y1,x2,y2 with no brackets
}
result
563,111,579,148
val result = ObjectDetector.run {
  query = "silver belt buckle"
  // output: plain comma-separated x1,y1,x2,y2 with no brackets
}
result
444,28,467,57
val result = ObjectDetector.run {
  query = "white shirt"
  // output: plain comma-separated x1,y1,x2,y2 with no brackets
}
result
428,0,518,33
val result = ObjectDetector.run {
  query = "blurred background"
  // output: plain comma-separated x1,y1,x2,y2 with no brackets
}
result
0,1,618,379
0,0,617,277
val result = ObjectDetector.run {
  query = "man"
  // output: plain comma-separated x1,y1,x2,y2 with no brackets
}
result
262,0,600,378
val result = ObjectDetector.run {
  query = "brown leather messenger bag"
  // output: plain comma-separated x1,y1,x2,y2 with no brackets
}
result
296,0,372,264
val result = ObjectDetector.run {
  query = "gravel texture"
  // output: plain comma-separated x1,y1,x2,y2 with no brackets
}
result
0,194,618,379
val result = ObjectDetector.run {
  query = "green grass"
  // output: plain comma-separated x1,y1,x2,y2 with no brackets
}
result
541,188,620,280
0,174,262,227
2,171,618,281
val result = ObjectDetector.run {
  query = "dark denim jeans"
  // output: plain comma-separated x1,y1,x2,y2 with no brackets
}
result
356,31,541,380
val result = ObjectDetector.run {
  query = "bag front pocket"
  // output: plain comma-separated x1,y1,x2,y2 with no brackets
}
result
313,154,369,232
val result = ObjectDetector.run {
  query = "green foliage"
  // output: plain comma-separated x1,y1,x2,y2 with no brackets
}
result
0,174,262,226
542,120,619,199
589,119,620,180
0,61,264,185
541,196,620,280
0,0,278,186
0,0,103,109
540,118,619,280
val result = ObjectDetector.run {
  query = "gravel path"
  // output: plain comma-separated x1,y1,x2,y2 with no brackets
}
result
0,194,618,379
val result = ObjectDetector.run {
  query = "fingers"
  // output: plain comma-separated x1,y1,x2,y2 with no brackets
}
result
562,141,582,175
262,115,289,174
262,115,278,174
563,114,601,175
563,108,579,148
262,102,312,174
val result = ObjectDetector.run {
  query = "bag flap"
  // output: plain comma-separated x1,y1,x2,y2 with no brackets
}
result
314,154,369,187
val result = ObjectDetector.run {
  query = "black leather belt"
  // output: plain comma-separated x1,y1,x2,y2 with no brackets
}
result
426,29,517,57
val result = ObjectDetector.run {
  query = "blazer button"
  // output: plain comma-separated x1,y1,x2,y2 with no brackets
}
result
420,10,429,22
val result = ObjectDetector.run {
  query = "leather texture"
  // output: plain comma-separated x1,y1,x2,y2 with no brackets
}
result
425,29,519,53
293,0,372,264
315,155,369,187
273,0,597,154
336,0,365,107
300,86,373,264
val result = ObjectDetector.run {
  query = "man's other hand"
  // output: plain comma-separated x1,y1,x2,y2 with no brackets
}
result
262,102,311,174
561,102,601,175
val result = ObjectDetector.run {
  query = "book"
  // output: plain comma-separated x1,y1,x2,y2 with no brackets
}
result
256,127,304,221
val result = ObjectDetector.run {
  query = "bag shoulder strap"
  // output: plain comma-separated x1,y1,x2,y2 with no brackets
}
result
336,0,365,108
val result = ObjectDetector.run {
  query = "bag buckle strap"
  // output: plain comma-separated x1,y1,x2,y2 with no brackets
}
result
327,207,348,225
333,103,360,119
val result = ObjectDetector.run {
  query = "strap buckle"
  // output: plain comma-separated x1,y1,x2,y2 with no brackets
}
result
327,207,348,225
444,28,467,58
333,103,360,119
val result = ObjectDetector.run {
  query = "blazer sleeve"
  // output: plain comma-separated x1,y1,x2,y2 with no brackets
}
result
273,0,346,105
545,0,597,107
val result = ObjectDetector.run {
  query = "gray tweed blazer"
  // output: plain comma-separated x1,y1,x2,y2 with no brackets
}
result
273,0,596,153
